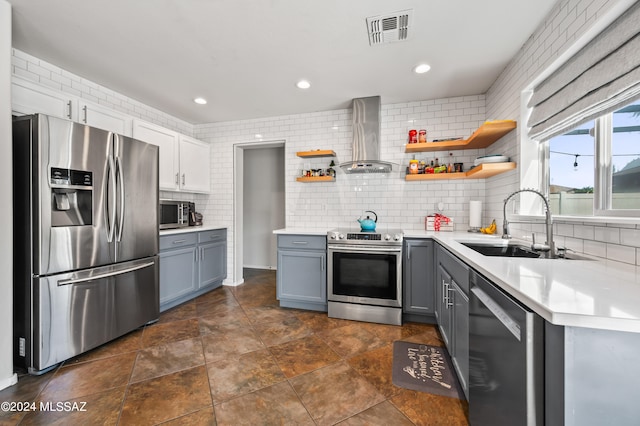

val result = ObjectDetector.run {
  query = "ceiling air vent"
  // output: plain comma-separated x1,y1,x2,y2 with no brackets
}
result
366,10,412,46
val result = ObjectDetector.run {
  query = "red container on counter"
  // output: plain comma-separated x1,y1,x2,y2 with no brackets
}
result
408,129,417,143
418,129,427,143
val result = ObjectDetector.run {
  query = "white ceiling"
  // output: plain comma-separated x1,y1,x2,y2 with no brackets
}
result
9,0,559,124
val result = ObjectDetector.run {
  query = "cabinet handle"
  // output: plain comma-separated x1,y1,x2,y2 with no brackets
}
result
321,255,325,271
194,248,198,262
406,249,410,261
200,247,204,260
82,105,87,123
66,101,72,119
175,173,179,185
172,239,186,244
292,241,308,245
182,174,185,186
442,279,448,304
447,285,455,308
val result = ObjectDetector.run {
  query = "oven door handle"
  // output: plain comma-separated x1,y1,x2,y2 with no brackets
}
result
328,245,401,253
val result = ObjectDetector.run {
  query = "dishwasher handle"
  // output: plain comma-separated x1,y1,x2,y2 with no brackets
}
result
471,286,521,341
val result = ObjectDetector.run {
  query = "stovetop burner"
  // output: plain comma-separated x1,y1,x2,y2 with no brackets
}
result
327,228,403,245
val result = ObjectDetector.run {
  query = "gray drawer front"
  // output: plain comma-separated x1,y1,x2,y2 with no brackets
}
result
198,229,227,243
278,234,326,250
160,233,197,250
438,245,469,294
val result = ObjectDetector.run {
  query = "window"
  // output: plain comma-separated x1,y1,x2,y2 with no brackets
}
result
543,99,640,217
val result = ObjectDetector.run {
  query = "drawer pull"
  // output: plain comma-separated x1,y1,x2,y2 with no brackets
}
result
172,239,187,244
292,241,308,245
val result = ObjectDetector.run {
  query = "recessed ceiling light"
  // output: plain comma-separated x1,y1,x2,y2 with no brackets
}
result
194,97,207,105
413,64,431,74
296,80,311,89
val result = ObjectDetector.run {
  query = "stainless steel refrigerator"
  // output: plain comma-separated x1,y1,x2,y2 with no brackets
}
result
13,114,160,374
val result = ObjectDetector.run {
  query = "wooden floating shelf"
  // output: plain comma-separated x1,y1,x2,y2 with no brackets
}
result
405,162,516,181
296,150,336,158
296,176,336,183
405,120,517,153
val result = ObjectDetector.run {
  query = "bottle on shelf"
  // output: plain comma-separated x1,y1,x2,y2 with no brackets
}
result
448,153,453,173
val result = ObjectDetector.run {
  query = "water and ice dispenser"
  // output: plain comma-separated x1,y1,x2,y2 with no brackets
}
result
50,167,92,226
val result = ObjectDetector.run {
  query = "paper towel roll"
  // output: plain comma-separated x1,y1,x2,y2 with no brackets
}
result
469,200,482,228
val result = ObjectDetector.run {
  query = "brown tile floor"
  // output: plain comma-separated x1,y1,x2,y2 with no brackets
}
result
0,268,469,425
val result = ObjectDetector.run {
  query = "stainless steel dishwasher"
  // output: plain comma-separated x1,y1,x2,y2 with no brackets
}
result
469,270,544,426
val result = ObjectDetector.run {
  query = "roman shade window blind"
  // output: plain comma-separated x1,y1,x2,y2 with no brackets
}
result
527,1,640,141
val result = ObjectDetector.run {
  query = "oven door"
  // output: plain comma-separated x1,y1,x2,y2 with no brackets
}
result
328,245,402,307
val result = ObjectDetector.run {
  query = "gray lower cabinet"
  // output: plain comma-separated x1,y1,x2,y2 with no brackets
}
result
197,230,227,289
435,243,469,399
276,234,327,311
159,228,227,312
402,239,435,322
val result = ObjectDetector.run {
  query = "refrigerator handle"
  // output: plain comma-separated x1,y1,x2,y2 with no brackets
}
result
105,155,117,243
115,153,125,242
57,261,155,286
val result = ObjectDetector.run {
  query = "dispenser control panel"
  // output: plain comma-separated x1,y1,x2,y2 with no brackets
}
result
51,168,93,186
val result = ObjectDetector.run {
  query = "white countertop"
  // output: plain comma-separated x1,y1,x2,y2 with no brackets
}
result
275,227,640,333
160,224,227,236
273,228,328,236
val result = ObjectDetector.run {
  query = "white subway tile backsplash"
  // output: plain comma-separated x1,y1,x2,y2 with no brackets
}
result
584,240,607,258
556,223,574,237
620,228,640,247
594,226,620,244
606,243,636,265
572,224,594,240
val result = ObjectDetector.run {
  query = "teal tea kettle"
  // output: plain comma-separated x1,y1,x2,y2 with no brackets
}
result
357,210,378,232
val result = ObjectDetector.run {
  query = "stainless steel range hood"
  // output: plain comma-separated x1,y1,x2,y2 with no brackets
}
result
340,96,395,174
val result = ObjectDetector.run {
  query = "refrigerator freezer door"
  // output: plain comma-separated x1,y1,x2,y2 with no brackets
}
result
24,257,158,373
30,115,114,275
113,134,159,262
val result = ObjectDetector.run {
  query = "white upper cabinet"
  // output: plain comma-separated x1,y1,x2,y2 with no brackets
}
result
79,100,132,136
12,77,76,120
12,78,210,194
179,135,211,193
132,119,180,191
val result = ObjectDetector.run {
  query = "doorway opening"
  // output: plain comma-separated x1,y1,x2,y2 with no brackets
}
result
233,141,285,285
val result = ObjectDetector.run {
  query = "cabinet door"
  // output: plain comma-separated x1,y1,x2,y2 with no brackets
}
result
452,281,469,398
12,77,76,120
198,241,226,289
403,239,435,315
79,101,132,136
132,120,180,191
179,135,211,193
159,246,197,305
277,250,326,304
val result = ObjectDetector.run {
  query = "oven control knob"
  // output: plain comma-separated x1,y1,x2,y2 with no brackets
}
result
384,234,391,241
394,234,401,241
329,233,337,240
339,233,345,239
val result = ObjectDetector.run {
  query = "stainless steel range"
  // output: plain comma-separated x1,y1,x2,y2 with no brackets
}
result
327,229,404,325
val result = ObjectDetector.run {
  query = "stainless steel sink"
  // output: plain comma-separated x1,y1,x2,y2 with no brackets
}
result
460,242,592,260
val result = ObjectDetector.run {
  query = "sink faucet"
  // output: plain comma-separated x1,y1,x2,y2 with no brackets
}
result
502,188,556,259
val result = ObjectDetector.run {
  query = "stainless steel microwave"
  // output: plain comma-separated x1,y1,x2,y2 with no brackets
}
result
159,200,193,229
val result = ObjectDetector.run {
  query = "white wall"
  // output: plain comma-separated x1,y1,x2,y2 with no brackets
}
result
196,95,489,283
484,0,640,266
1,0,18,390
243,146,285,269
